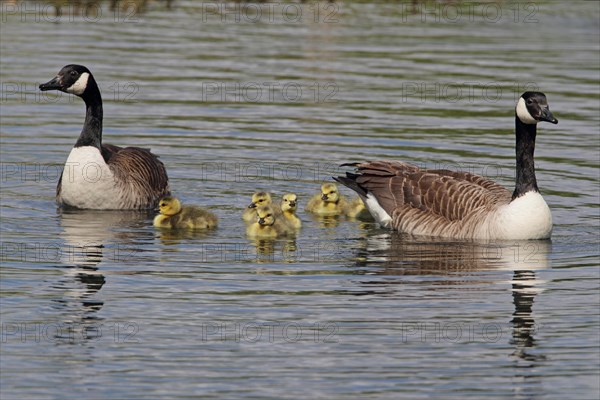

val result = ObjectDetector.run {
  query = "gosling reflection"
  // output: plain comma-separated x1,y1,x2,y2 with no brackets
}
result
309,214,342,229
156,228,217,245
253,238,276,261
248,238,299,265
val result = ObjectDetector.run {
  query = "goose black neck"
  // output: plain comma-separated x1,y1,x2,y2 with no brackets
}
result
74,77,103,149
512,117,538,199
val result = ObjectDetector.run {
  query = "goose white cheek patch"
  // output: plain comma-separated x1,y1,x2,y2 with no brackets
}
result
66,72,90,95
516,97,538,124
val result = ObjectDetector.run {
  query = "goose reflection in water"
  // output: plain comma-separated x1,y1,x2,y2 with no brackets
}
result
354,232,550,363
52,209,151,341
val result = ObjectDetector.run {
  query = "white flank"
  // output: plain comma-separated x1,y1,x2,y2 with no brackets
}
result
487,191,553,240
59,146,122,209
66,72,90,95
365,193,392,228
516,97,538,125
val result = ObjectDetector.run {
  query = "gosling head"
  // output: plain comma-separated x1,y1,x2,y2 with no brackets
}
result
39,64,96,98
248,192,272,209
320,183,340,203
281,193,298,212
516,92,558,125
256,206,275,226
158,196,182,216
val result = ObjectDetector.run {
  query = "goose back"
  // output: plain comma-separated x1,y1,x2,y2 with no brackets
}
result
57,144,170,209
336,161,513,238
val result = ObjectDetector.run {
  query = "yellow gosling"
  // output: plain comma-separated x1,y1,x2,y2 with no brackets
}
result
281,193,302,229
346,196,374,220
242,192,273,223
305,183,350,216
153,196,218,230
246,206,294,238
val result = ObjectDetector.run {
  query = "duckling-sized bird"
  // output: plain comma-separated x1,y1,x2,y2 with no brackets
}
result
154,196,218,230
305,183,350,216
242,192,278,223
346,196,374,220
281,193,302,229
39,64,169,210
335,91,559,240
246,206,294,238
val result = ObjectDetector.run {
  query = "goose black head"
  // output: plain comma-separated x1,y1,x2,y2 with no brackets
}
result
516,92,558,125
39,64,94,97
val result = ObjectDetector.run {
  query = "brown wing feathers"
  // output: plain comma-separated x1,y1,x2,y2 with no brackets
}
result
339,161,512,235
57,144,169,209
101,143,123,163
105,145,170,209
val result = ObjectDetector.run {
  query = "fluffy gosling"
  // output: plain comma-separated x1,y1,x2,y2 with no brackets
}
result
242,192,274,223
281,193,301,229
305,183,350,216
154,196,218,230
246,205,294,238
346,196,373,220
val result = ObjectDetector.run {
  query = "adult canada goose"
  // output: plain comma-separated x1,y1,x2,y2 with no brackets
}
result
154,196,218,230
305,183,350,216
246,206,294,238
39,64,169,209
335,92,558,240
242,192,277,223
281,193,302,229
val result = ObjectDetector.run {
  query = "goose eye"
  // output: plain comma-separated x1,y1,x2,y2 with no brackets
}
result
71,71,78,77
527,99,533,105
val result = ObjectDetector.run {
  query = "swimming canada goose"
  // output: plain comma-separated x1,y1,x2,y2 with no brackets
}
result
39,64,169,209
335,92,558,240
246,205,294,238
153,196,218,230
242,192,277,223
281,193,302,229
305,183,350,216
